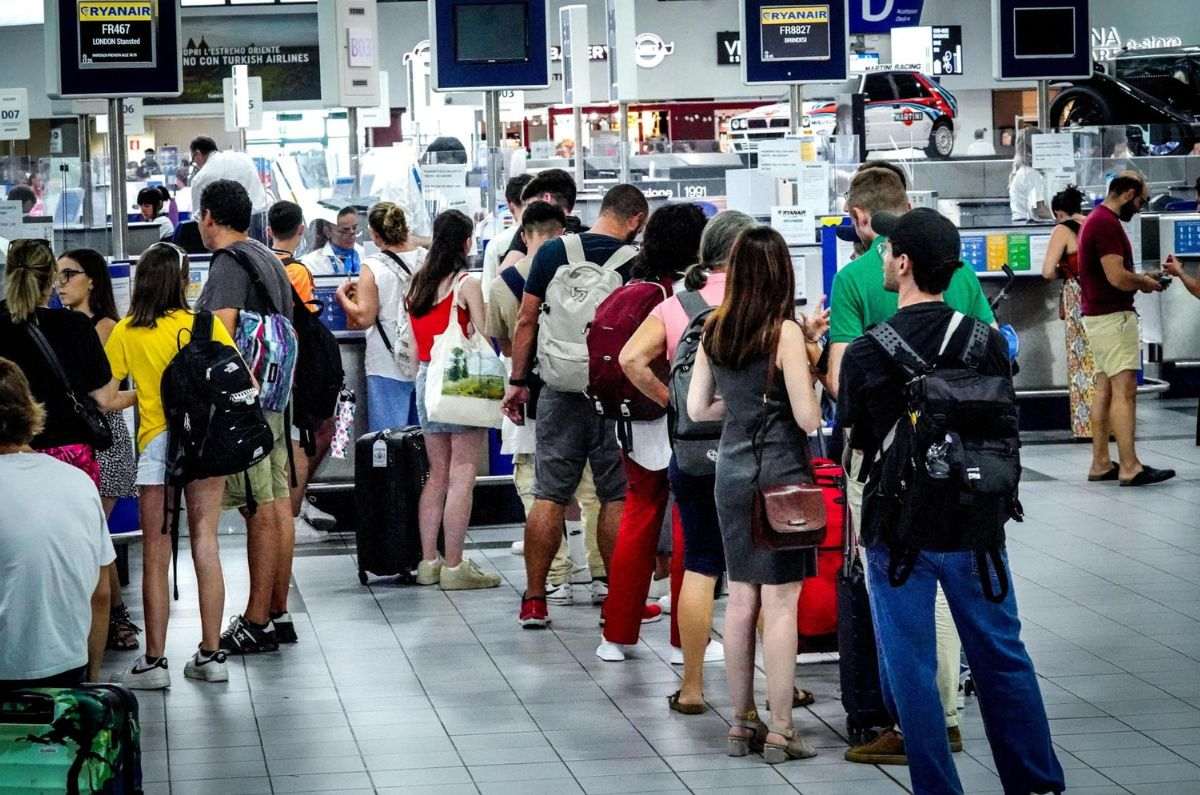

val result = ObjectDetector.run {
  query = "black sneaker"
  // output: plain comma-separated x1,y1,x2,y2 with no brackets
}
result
219,615,279,654
271,612,298,644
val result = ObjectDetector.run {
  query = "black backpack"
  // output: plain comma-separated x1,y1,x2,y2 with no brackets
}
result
863,312,1022,602
285,257,344,455
161,311,274,596
668,291,722,476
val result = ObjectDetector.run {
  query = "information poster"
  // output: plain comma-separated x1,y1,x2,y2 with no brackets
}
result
0,89,29,141
1031,133,1075,170
771,206,811,244
760,4,831,62
961,235,985,271
796,162,831,216
986,234,1008,271
77,1,157,70
1006,233,1031,271
1028,234,1051,270
757,139,803,174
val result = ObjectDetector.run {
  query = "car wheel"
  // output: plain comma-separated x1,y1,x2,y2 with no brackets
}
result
1050,86,1113,128
925,119,955,159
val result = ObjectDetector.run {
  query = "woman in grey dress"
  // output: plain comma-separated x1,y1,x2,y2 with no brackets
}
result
688,226,827,764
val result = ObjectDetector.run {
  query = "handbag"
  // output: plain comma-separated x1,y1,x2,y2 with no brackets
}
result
423,274,505,429
748,341,824,550
24,320,114,452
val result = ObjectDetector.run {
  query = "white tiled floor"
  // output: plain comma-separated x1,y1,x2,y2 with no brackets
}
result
105,399,1200,794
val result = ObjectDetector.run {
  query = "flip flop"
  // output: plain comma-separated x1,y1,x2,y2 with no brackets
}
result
1087,463,1120,482
667,690,707,715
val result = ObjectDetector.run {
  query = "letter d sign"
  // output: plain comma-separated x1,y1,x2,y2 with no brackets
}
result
861,0,896,22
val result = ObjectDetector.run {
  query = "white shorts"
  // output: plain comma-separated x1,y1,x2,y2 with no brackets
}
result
135,433,169,487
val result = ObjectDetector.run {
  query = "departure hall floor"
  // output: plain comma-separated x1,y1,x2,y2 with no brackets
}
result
105,399,1200,795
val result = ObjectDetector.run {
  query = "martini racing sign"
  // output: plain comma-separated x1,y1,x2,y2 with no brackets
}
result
760,4,831,62
77,1,157,69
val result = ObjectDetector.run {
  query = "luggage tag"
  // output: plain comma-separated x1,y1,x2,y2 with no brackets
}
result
372,438,388,468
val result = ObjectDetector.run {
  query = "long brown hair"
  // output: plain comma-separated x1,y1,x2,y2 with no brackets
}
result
702,226,795,370
129,243,190,328
61,248,120,323
406,209,473,317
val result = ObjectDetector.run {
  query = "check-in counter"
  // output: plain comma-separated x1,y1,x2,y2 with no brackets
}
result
1146,214,1200,396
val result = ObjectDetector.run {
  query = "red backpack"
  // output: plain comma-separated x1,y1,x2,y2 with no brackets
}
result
585,279,672,423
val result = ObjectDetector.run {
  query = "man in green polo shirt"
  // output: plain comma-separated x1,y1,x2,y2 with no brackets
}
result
830,165,993,767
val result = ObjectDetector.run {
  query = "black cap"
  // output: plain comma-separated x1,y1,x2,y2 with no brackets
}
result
871,207,961,271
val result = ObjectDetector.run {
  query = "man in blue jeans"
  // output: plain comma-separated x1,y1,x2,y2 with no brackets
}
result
838,208,1064,795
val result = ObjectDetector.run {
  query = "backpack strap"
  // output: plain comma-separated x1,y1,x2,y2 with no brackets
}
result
602,244,639,272
677,290,710,321
380,249,414,277
866,320,932,380
191,310,214,344
961,318,992,370
938,312,966,357
499,264,527,301
562,234,586,265
218,246,283,317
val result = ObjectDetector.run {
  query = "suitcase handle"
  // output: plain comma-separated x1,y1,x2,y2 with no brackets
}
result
1,691,56,724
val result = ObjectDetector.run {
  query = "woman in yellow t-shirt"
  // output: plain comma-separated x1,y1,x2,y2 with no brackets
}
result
103,243,237,691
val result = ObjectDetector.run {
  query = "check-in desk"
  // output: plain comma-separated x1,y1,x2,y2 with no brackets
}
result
1148,214,1200,396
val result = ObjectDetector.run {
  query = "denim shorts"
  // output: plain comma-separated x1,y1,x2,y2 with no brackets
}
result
368,375,416,433
135,433,169,486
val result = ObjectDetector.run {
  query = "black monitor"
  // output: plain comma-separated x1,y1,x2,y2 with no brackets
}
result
454,3,529,64
1013,7,1076,58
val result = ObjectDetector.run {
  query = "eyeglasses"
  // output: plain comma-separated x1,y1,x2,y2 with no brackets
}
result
56,268,85,285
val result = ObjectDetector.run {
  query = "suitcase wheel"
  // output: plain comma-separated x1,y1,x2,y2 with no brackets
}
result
357,571,369,586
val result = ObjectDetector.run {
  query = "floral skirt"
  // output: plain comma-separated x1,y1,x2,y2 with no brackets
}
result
41,443,101,489
1063,279,1097,439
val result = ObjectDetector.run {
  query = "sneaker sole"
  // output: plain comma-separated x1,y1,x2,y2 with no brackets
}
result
844,752,908,765
519,618,550,629
184,668,229,683
125,675,170,691
440,581,502,590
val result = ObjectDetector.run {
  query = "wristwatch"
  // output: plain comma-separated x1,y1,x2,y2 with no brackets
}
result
508,378,528,388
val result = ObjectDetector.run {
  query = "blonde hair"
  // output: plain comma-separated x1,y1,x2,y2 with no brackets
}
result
0,356,46,446
4,240,56,322
368,202,410,247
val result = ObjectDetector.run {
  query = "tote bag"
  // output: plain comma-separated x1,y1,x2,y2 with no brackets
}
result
424,275,505,429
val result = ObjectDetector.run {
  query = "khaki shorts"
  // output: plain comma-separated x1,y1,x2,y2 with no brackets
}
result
224,411,290,509
1082,311,1140,378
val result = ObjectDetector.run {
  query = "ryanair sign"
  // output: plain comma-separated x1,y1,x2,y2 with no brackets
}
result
760,6,831,25
78,2,154,21
77,0,157,69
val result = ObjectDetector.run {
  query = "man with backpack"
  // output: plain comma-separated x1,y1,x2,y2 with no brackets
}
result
502,184,649,628
195,179,299,653
839,208,1064,795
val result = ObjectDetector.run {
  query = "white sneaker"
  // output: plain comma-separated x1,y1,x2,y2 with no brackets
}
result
183,649,229,683
416,558,443,586
590,579,609,605
569,565,593,586
546,581,574,605
670,641,725,666
595,640,634,662
125,655,170,690
510,540,525,556
658,594,672,614
301,500,337,530
648,576,670,600
292,515,324,545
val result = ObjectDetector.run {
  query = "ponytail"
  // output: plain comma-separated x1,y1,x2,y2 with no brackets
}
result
4,240,55,322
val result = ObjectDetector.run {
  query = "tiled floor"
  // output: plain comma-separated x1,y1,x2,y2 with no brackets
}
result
105,399,1200,794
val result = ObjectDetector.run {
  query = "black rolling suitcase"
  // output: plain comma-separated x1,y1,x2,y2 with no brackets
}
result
0,683,142,794
354,427,429,585
836,487,894,745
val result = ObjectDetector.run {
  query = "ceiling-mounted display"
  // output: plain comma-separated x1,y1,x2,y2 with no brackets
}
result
992,0,1091,80
740,0,850,85
430,0,550,92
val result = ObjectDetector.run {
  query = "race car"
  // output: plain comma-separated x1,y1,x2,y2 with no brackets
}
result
729,69,959,159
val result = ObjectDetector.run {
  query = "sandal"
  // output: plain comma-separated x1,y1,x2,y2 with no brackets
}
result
106,605,142,651
667,690,707,715
763,723,818,764
727,709,768,757
766,687,815,711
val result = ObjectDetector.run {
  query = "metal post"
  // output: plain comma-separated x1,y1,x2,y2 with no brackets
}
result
347,106,361,197
484,90,502,219
1037,79,1051,129
617,100,630,184
572,104,585,189
78,115,93,228
107,98,127,260
789,84,805,136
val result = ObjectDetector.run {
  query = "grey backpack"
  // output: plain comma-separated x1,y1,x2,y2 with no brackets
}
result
668,291,722,476
537,234,638,393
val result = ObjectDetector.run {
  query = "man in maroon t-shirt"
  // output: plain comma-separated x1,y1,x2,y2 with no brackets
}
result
1077,173,1174,487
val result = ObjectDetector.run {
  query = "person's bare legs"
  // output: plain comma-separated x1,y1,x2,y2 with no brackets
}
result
525,499,567,598
419,433,452,563
724,581,762,735
1088,372,1113,477
289,421,333,517
677,570,718,706
761,581,803,735
100,496,127,614
442,430,487,567
596,500,623,573
88,564,113,680
270,497,295,616
240,505,278,626
1109,370,1143,480
185,477,227,651
138,485,170,658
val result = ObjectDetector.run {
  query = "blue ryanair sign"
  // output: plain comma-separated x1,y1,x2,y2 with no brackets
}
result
850,0,925,34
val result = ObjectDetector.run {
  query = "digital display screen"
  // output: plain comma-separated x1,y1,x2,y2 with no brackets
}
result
1175,220,1200,256
759,3,831,63
1013,8,1076,58
455,3,528,64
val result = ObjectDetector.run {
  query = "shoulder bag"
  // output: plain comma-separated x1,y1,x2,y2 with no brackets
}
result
24,320,114,451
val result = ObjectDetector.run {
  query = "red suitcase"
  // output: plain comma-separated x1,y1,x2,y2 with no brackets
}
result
797,458,844,641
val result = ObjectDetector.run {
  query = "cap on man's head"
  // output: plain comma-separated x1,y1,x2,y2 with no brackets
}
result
871,207,961,271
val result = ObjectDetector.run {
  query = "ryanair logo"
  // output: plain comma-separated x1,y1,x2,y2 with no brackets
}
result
78,1,154,22
760,5,829,25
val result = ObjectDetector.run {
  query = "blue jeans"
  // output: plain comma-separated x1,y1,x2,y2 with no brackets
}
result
866,545,1064,795
367,375,415,433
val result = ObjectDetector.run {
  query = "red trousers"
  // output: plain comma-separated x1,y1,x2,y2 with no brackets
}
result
603,456,683,646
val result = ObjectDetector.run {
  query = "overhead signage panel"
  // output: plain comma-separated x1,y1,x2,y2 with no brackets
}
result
992,0,1091,80
77,1,156,69
760,5,831,62
741,0,849,85
849,0,924,34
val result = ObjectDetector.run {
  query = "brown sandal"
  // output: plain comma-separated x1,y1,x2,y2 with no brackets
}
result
767,687,815,711
667,691,706,715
